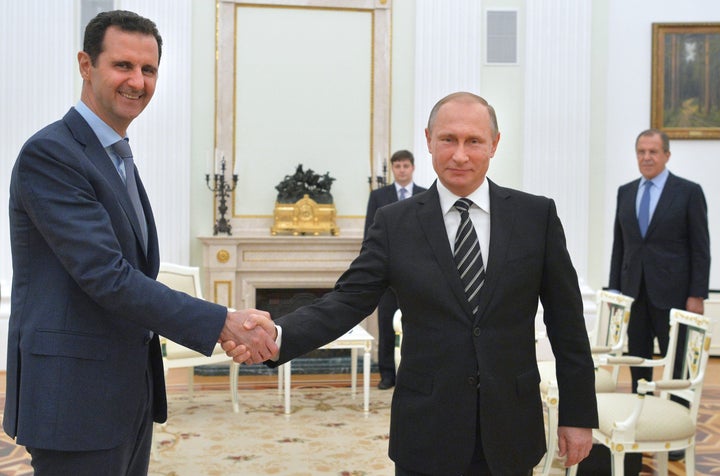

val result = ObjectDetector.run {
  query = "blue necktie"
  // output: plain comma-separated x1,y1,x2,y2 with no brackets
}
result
399,187,408,200
638,181,652,238
111,139,148,250
453,199,485,315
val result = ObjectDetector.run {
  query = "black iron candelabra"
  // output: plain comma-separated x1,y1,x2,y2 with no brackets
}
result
368,158,387,191
206,156,238,235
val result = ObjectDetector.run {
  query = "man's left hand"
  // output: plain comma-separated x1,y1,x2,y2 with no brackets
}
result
557,426,592,467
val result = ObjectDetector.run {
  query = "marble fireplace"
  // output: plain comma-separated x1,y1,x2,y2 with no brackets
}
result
199,234,377,361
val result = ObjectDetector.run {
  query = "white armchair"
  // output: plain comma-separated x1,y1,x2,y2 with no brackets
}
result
538,290,635,475
567,308,714,476
156,263,240,413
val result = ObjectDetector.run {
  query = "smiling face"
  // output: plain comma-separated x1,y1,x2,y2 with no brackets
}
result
425,97,500,197
78,26,159,136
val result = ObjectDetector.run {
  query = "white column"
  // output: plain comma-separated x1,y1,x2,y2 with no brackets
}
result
523,0,592,280
120,0,194,265
0,0,76,370
412,0,483,188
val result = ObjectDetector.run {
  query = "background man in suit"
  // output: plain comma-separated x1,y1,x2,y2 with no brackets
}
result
5,11,276,475
228,91,597,475
609,128,710,393
364,149,426,389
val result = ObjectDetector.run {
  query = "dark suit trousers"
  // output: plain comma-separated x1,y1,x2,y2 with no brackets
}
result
394,405,532,476
27,361,155,476
628,278,688,394
377,289,399,381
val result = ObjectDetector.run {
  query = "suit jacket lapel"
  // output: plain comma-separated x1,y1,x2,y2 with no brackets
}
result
625,179,644,239
63,109,151,260
416,184,476,318
645,173,676,238
474,180,514,321
384,185,398,204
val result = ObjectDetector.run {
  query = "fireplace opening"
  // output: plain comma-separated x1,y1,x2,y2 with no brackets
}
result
195,288,375,377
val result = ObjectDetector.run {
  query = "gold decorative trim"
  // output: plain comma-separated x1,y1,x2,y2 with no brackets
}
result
216,249,231,263
214,280,233,307
217,0,391,221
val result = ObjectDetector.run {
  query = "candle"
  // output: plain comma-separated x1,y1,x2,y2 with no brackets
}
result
214,149,222,175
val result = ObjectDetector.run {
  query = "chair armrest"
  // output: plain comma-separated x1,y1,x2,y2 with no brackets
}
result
600,355,648,365
637,378,692,395
590,345,612,354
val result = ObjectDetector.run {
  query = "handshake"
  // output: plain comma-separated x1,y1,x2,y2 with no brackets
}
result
218,309,278,364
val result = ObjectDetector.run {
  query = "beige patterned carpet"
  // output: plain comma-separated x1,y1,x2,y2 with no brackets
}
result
0,384,719,475
151,386,393,476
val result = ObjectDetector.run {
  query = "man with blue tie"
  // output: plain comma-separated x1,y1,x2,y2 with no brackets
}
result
364,150,426,389
609,129,710,402
5,10,276,475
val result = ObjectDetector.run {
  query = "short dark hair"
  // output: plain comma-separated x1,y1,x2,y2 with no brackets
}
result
83,10,163,66
427,92,499,138
390,149,414,165
635,128,670,153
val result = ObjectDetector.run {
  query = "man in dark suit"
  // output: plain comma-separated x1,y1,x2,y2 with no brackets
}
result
364,149,427,389
5,11,276,475
609,128,710,393
228,92,597,475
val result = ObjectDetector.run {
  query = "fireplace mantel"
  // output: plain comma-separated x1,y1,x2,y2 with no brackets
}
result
199,234,364,312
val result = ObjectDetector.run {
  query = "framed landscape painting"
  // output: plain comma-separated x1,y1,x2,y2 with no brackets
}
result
651,23,720,139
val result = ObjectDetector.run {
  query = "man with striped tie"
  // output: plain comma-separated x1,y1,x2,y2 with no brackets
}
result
227,91,597,476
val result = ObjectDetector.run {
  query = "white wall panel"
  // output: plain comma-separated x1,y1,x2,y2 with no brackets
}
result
118,0,193,265
0,1,76,290
412,0,482,188
523,0,592,280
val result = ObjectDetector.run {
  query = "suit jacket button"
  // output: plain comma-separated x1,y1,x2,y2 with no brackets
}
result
473,327,481,336
468,376,477,386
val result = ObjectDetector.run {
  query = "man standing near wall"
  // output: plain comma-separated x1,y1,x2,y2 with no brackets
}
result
364,150,426,389
608,128,710,458
5,10,276,475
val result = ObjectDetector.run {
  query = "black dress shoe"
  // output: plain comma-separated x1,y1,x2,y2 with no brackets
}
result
668,449,685,461
377,378,395,390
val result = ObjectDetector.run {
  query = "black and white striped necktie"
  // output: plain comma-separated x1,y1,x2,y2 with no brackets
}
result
453,198,485,315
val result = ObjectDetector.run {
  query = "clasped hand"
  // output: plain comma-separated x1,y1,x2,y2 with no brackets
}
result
218,309,277,364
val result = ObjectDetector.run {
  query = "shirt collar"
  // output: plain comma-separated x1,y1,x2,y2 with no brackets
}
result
640,168,669,189
394,182,413,193
436,179,490,215
74,101,125,148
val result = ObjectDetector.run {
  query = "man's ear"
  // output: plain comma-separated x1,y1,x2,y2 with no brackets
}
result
77,51,91,80
490,132,501,157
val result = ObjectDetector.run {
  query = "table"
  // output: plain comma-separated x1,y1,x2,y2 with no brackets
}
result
278,324,374,414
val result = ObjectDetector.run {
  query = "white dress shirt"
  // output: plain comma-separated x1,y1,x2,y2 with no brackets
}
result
436,179,490,271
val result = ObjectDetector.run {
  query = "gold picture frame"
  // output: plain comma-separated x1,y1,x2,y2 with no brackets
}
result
651,23,720,139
